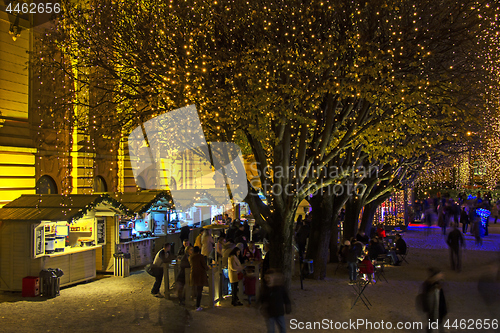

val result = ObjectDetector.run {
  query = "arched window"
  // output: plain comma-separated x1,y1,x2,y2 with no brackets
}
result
93,176,107,193
136,176,146,191
36,175,58,194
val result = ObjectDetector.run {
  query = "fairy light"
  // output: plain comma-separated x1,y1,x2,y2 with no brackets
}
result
28,0,500,241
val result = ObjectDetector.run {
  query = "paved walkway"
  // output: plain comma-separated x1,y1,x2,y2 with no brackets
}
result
1,225,499,333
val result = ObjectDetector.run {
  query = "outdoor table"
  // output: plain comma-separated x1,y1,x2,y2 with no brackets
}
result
374,255,389,283
350,279,371,310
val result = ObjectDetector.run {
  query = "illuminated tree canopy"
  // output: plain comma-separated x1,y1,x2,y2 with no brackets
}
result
35,0,500,281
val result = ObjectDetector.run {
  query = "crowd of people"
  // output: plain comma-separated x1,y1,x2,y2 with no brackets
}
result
145,193,497,332
337,228,408,284
168,216,291,332
418,191,497,243
170,217,273,310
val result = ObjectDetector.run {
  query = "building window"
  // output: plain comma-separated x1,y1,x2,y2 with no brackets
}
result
36,175,58,194
93,176,107,193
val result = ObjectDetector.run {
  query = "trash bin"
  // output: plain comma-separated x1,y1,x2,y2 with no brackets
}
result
39,268,64,298
113,252,130,277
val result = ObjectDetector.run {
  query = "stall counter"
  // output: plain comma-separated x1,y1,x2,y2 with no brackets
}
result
116,237,158,267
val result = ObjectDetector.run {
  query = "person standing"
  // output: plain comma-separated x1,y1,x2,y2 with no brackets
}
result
421,268,447,333
295,219,310,261
424,198,433,235
201,229,214,264
177,239,190,258
446,223,465,272
491,201,498,225
189,246,209,311
151,243,172,297
460,206,469,234
176,246,192,306
180,225,191,242
259,269,292,333
437,202,445,235
493,199,500,224
228,247,244,306
346,239,363,284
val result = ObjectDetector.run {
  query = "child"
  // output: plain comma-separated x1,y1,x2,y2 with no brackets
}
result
359,255,375,283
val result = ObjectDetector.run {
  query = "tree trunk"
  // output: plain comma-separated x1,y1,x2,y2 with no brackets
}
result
329,214,339,263
329,193,350,263
267,201,298,290
359,201,378,236
343,197,362,240
306,192,333,280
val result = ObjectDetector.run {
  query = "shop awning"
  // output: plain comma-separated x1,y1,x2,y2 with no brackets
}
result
0,194,130,222
108,191,173,214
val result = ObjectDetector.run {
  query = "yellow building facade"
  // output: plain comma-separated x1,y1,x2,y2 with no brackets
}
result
0,11,236,208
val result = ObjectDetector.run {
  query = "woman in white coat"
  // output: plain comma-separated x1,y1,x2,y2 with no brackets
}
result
228,247,244,306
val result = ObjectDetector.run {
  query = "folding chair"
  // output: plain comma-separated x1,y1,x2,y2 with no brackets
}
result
373,254,389,283
350,276,371,310
397,245,409,264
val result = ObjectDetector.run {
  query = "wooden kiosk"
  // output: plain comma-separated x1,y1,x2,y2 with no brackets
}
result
102,191,175,272
0,194,129,291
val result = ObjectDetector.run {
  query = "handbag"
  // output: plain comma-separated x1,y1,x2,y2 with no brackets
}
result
145,264,154,276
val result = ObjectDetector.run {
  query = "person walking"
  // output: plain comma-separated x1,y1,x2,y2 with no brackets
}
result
151,243,172,297
446,223,465,272
189,246,209,311
259,269,292,333
421,268,447,333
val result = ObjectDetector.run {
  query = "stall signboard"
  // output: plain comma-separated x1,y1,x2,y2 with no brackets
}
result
153,219,165,235
151,212,165,235
96,218,106,245
33,223,45,259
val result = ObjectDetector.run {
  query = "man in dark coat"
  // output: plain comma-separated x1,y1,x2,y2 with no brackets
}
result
421,268,447,333
346,239,363,284
446,223,465,272
189,246,209,311
259,269,291,333
180,225,191,242
395,234,407,255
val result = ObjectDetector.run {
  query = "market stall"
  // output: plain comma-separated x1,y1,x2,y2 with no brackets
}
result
170,188,232,226
0,194,129,291
105,191,175,271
